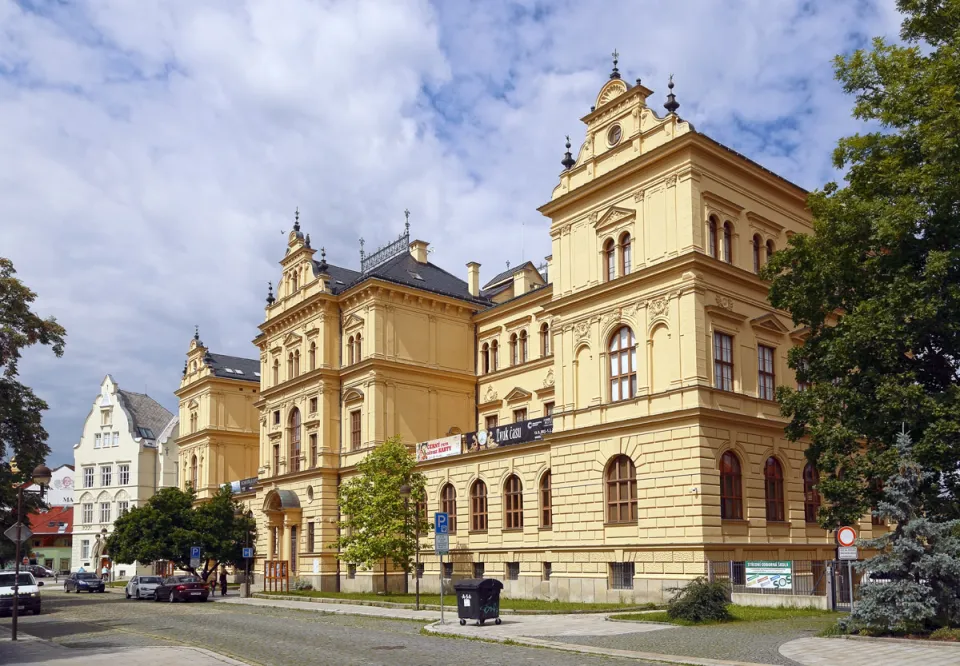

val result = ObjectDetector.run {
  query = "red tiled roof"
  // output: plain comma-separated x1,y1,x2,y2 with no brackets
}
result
26,506,73,535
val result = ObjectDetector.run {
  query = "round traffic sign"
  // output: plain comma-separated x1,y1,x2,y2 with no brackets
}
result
837,525,857,547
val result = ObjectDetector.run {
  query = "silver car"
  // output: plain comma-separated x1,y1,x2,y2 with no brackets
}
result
125,575,163,600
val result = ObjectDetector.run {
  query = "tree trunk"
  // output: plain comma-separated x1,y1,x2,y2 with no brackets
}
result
383,557,388,595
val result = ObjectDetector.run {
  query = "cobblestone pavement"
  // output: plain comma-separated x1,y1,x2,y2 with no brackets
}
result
779,636,960,666
0,588,660,666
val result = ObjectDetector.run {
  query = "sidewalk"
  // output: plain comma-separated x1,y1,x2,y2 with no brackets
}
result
218,595,443,621
0,631,250,666
779,636,960,666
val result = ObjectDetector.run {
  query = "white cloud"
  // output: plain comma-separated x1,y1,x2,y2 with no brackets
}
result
1,0,901,465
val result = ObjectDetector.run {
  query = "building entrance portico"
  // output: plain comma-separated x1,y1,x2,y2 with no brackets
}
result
262,489,301,566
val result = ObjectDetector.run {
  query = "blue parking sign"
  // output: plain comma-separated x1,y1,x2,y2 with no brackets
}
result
190,546,201,559
242,547,254,559
435,512,448,535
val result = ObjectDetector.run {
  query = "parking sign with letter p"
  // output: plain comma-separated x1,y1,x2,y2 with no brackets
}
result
435,512,448,535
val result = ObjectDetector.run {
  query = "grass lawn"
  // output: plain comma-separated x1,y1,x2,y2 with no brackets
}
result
261,589,656,612
611,604,842,626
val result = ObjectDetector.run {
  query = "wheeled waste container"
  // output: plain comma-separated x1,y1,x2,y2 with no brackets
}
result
454,578,504,626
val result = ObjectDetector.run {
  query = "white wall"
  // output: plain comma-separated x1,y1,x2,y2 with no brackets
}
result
26,465,74,507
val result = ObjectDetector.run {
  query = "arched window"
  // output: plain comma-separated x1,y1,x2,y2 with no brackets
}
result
519,330,528,363
440,484,457,534
308,342,316,371
190,412,197,434
289,408,302,473
606,455,637,523
287,353,294,379
766,239,775,263
720,451,743,520
764,457,785,521
620,232,632,276
504,475,523,529
609,326,637,402
604,239,616,281
273,359,279,385
470,480,488,532
708,217,719,258
291,271,299,292
540,471,552,528
752,234,762,273
803,463,821,524
540,323,550,357
190,455,198,489
510,333,519,366
481,343,490,374
722,222,733,264
355,333,362,362
491,340,499,371
347,336,355,366
293,350,300,377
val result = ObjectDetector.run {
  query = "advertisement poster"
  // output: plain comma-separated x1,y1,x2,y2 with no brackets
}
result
745,561,793,589
416,435,463,462
464,416,553,452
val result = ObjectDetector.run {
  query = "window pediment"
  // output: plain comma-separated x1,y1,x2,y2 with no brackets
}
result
343,387,364,404
594,206,635,232
746,211,785,236
504,387,533,404
702,192,744,220
750,313,790,335
344,314,364,332
282,332,303,347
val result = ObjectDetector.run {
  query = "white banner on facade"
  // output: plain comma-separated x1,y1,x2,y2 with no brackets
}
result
416,435,462,462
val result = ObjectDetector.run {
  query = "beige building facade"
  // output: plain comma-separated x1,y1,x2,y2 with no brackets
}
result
235,66,885,603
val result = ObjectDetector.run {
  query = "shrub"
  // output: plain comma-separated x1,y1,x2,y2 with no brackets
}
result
930,627,960,642
293,577,313,591
666,577,732,623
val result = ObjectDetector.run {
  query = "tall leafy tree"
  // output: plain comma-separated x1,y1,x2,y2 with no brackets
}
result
107,486,255,580
333,436,430,591
763,0,960,527
0,257,65,565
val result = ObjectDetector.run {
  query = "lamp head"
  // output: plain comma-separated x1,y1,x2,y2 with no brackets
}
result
31,464,52,487
398,484,411,498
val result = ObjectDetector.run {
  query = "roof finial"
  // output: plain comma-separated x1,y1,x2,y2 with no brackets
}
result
664,74,679,115
404,208,411,235
321,247,326,261
183,360,188,377
266,281,275,305
610,48,620,80
293,207,300,232
359,237,365,263
317,247,328,273
506,260,511,269
194,325,199,341
561,135,575,170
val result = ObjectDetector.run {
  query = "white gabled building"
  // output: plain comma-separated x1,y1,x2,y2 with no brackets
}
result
72,375,178,577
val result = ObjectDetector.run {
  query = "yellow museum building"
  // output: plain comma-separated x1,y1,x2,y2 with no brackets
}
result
178,65,885,603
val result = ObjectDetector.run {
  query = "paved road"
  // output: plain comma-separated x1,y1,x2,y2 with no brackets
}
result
1,588,656,666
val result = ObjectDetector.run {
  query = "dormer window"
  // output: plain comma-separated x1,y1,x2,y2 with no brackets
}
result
607,124,622,147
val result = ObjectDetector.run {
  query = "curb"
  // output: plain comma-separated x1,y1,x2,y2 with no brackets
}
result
252,593,654,615
423,622,778,666
837,634,960,648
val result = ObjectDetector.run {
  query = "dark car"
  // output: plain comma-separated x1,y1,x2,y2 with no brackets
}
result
154,575,209,603
64,572,105,593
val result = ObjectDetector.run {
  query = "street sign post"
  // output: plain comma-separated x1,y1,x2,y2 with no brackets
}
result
3,523,32,544
435,512,448,625
837,526,857,547
836,527,858,613
838,546,858,560
190,545,202,570
242,547,254,559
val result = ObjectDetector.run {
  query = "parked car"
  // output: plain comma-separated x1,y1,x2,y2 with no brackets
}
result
125,575,163,600
26,564,56,578
64,572,105,593
154,575,209,603
0,571,43,616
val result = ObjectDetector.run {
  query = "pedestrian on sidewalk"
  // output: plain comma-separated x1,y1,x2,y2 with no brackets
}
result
219,567,228,597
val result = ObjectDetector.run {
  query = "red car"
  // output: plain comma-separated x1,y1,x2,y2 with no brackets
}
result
153,575,209,603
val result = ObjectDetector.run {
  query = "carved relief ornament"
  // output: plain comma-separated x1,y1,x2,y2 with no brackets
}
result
483,386,498,403
715,294,735,311
573,320,590,342
649,297,669,318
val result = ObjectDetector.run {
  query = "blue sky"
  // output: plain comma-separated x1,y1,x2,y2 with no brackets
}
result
1,0,901,467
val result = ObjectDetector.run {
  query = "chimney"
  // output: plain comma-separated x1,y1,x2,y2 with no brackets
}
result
513,266,531,295
467,262,480,297
410,239,429,264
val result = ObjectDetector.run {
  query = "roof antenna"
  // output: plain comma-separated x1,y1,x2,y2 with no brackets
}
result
404,208,411,236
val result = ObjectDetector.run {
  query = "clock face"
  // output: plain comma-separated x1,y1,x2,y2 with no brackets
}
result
607,124,622,146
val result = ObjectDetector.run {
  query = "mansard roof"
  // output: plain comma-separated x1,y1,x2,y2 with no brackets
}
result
204,353,260,382
116,390,175,441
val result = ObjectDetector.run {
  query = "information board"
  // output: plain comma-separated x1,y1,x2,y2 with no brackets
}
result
745,560,793,589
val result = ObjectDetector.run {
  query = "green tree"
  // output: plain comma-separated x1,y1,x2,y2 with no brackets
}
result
763,0,960,527
333,436,430,592
107,486,255,580
0,257,65,565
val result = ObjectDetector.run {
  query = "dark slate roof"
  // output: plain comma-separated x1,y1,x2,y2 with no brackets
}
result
482,261,540,290
480,281,513,300
204,353,260,383
313,260,361,293
117,390,175,441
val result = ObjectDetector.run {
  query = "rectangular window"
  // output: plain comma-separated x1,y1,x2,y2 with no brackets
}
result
485,414,498,430
310,434,318,468
100,502,111,524
118,501,129,515
473,562,485,578
309,397,318,413
506,562,520,581
273,410,280,425
101,409,110,426
758,345,776,401
83,467,94,488
797,360,810,392
610,562,635,590
81,540,90,559
350,410,361,451
82,503,93,524
273,444,280,476
119,464,130,486
307,522,315,552
713,332,734,391
543,562,552,581
442,562,453,579
101,466,112,487
543,402,554,417
347,564,356,579
94,433,101,448
113,431,119,447
513,408,527,423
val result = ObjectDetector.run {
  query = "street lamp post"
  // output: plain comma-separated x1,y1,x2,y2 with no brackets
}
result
12,464,52,642
399,484,420,611
235,507,254,598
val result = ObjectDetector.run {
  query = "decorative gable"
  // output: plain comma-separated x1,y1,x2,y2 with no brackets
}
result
282,332,303,347
594,206,635,233
344,314,364,332
504,387,533,404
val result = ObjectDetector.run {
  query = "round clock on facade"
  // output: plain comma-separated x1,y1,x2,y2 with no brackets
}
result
607,124,622,146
